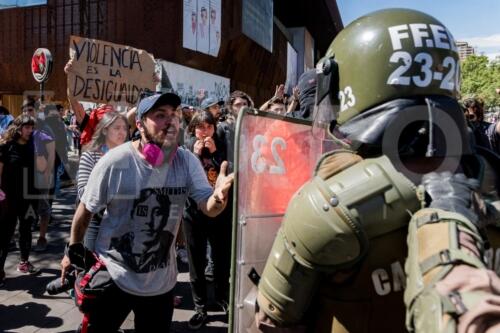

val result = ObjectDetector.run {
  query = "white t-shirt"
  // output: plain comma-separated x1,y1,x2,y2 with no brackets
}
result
81,142,213,296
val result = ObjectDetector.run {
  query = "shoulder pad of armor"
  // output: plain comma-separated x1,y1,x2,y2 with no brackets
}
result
284,155,419,268
314,150,362,180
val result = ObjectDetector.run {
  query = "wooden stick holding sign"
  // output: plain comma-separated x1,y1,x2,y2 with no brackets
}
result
67,36,156,107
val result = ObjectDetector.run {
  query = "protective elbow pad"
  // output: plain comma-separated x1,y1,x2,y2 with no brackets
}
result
405,208,487,332
258,155,419,325
257,229,320,325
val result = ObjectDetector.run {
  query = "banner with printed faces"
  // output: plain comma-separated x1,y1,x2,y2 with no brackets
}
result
182,0,221,57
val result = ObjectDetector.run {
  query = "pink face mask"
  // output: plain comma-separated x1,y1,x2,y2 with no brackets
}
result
142,143,164,167
142,143,178,167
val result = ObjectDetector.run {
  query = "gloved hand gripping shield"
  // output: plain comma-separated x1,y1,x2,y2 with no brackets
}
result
405,172,497,332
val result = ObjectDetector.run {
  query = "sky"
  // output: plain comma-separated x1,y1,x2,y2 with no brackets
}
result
0,0,46,8
337,0,500,60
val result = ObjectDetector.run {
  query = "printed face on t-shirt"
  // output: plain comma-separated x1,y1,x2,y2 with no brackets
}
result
109,188,178,273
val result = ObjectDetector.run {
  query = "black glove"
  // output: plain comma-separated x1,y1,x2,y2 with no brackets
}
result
421,172,480,224
65,243,96,270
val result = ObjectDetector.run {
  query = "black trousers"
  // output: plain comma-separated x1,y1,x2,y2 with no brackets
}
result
0,196,37,269
83,281,174,333
183,198,232,312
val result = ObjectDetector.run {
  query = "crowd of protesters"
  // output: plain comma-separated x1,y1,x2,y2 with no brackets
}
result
0,84,255,331
0,99,79,283
1,58,498,332
0,76,298,329
0,81,260,331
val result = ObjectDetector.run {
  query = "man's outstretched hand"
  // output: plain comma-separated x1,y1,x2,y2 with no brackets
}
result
213,161,234,205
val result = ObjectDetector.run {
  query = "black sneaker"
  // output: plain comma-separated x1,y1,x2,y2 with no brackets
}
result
188,311,207,330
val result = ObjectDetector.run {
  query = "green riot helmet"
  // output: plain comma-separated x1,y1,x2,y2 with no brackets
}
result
315,8,460,126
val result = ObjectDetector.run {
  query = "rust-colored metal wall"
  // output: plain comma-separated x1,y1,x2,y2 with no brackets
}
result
0,0,339,108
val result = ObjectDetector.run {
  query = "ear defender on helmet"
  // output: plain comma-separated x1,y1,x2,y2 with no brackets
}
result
313,56,342,138
315,56,339,110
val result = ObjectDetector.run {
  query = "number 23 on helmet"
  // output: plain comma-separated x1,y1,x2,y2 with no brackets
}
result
316,8,460,125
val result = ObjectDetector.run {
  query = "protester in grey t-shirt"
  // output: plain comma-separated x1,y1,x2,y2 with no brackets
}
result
60,92,234,333
82,141,212,295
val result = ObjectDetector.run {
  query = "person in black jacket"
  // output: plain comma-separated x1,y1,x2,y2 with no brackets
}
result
463,97,500,154
183,111,231,329
0,115,40,286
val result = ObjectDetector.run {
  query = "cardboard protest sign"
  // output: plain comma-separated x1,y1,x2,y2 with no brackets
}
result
68,36,156,106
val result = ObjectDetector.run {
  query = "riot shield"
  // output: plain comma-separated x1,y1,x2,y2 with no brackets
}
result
229,109,325,332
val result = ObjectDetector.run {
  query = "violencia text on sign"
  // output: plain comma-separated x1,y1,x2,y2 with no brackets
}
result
68,36,156,106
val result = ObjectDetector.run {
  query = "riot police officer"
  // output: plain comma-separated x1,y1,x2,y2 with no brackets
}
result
256,8,500,333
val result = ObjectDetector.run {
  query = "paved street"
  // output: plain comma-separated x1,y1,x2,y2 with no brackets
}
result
0,155,228,333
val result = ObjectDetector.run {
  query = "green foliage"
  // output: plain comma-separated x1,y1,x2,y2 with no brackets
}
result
460,55,500,109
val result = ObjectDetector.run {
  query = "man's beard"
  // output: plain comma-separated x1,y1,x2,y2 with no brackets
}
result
142,123,177,149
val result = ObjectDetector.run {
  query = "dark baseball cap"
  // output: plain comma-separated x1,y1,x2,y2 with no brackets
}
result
136,92,181,121
200,97,223,110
